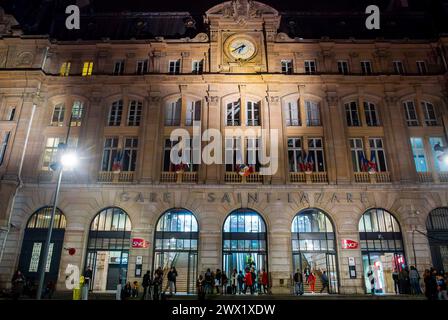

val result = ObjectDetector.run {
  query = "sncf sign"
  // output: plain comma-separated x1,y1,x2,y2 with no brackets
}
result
131,238,149,249
342,239,359,250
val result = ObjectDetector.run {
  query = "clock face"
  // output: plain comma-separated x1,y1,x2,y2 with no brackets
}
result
228,38,256,60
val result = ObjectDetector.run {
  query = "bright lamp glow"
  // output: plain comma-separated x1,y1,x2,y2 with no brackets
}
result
60,152,78,169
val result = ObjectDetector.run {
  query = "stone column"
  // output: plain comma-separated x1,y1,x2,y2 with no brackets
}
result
204,95,221,184
265,94,285,184
141,95,162,183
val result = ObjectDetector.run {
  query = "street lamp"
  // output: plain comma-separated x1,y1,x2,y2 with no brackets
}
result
36,145,78,299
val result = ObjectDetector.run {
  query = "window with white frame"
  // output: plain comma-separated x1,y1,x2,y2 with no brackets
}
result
364,102,380,126
176,138,198,172
410,137,428,172
430,137,448,172
421,101,438,126
123,137,138,172
393,61,405,75
0,132,11,166
163,138,181,172
226,100,241,126
403,101,419,126
101,137,119,171
6,106,16,121
307,138,325,172
369,138,388,172
42,137,60,170
304,60,316,74
345,102,361,126
136,60,148,75
349,138,364,172
82,61,93,76
246,101,260,126
127,100,142,126
225,137,243,172
416,61,427,75
70,101,84,127
284,100,300,126
186,100,201,126
246,137,260,172
51,104,65,126
192,60,204,74
108,100,123,126
169,60,181,74
60,62,71,76
361,61,372,75
165,99,181,126
288,137,302,172
281,60,293,74
337,60,349,75
113,60,125,75
305,101,321,126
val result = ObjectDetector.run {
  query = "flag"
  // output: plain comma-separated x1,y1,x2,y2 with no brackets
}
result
112,150,123,173
368,153,377,173
299,150,307,172
306,153,314,172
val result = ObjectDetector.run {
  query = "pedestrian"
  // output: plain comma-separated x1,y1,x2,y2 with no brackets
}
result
320,271,330,294
11,270,25,300
308,271,316,293
293,269,303,296
367,269,375,295
44,280,55,299
237,270,244,294
304,265,311,284
204,268,213,295
231,269,238,294
153,273,162,300
261,269,268,294
409,266,421,295
257,270,263,294
250,268,257,294
142,270,151,300
244,268,253,294
197,275,205,300
221,271,228,294
121,281,132,300
83,266,93,290
392,268,399,294
436,272,447,300
215,269,222,294
132,281,139,298
167,267,178,295
399,267,410,294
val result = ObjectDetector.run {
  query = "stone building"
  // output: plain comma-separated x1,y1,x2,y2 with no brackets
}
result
0,1,448,295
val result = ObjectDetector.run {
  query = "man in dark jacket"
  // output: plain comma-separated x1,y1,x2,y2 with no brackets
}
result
293,269,303,295
142,270,151,300
320,271,330,293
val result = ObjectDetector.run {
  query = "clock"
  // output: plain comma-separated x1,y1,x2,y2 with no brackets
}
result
227,38,256,61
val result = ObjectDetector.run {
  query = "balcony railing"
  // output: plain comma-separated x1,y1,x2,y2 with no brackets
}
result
439,172,448,183
289,172,328,184
224,172,263,183
98,171,135,183
160,171,198,183
354,172,391,183
354,172,371,183
310,172,328,183
417,172,433,183
290,172,306,183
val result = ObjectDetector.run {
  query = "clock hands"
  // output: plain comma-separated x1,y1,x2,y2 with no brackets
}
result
232,44,246,54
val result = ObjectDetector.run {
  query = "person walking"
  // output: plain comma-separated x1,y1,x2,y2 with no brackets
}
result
197,275,205,301
83,266,93,291
436,272,447,300
399,267,410,294
257,270,263,294
392,268,400,294
11,270,25,300
215,269,222,294
142,270,151,300
244,269,253,294
204,268,213,295
237,270,244,294
221,271,228,295
231,269,237,294
250,268,257,294
261,269,268,294
409,266,421,295
304,265,311,284
367,269,375,295
308,272,316,294
167,267,178,295
121,281,132,300
319,271,330,294
153,273,162,300
293,269,303,296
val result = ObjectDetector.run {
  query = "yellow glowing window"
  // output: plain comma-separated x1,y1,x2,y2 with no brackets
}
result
82,61,94,76
59,62,71,76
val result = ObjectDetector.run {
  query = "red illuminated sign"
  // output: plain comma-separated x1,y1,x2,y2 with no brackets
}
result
131,238,149,248
341,239,359,249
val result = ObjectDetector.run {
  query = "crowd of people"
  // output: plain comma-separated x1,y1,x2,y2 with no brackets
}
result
293,266,330,295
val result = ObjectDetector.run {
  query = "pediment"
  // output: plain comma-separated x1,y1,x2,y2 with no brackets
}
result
205,0,279,20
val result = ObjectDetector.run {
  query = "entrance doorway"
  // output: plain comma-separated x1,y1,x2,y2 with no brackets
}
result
426,208,448,273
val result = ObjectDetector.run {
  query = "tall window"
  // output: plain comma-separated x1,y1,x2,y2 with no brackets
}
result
308,138,325,172
226,100,241,126
101,137,119,171
6,107,16,121
42,137,60,170
163,139,182,172
422,101,438,126
284,100,300,126
430,137,448,172
59,62,71,76
364,102,380,126
0,132,10,166
169,60,180,75
403,101,419,126
416,60,427,75
225,137,243,172
369,138,388,172
393,61,405,75
113,60,125,75
192,60,203,74
410,137,428,172
337,60,349,75
127,100,142,126
304,60,316,74
246,137,260,171
246,101,260,126
350,138,364,172
345,102,361,126
186,100,201,126
108,100,123,126
281,60,293,74
305,101,320,126
136,60,148,75
288,137,302,172
51,104,65,126
82,61,93,76
123,137,138,172
70,101,84,127
361,61,372,75
165,99,181,126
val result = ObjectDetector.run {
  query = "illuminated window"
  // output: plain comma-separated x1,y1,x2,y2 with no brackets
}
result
71,101,84,126
349,138,364,172
59,62,71,76
165,99,181,126
246,101,260,126
284,100,300,126
42,137,60,170
108,100,123,126
185,100,201,126
82,61,94,76
101,137,119,172
288,137,302,172
127,100,142,126
51,104,65,126
410,137,428,172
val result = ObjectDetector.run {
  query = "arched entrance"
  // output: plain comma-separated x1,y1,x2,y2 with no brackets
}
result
291,208,339,293
222,209,268,278
85,207,131,291
153,208,198,294
359,208,405,294
426,207,448,273
18,207,66,286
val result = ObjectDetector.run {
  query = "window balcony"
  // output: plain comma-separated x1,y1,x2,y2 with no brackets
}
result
439,172,448,183
417,172,433,183
289,172,328,184
160,171,198,183
354,172,391,183
97,171,135,183
224,172,263,184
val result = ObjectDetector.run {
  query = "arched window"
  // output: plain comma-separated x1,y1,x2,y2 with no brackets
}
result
291,208,338,293
359,208,405,294
26,207,66,229
426,208,448,273
85,207,132,291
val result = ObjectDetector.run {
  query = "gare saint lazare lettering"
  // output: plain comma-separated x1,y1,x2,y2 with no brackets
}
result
119,191,369,205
